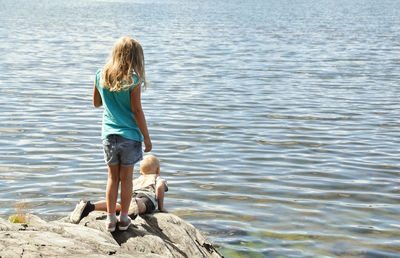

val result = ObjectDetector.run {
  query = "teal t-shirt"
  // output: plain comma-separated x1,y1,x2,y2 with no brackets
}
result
95,69,143,142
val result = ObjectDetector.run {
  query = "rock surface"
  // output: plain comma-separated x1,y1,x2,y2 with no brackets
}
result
0,212,222,257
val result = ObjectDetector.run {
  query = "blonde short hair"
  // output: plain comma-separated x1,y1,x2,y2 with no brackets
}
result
140,155,160,174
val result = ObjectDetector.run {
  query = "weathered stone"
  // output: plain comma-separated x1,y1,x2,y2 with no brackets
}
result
0,212,222,257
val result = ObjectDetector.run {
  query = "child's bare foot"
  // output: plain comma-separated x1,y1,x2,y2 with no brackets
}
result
128,199,139,219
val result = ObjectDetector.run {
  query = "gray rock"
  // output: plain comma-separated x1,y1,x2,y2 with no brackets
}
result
0,212,222,258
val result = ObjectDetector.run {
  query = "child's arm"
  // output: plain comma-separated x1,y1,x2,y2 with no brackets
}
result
93,82,102,107
130,85,152,152
156,182,168,213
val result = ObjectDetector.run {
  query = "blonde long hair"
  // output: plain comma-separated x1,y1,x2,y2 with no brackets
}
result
102,36,148,91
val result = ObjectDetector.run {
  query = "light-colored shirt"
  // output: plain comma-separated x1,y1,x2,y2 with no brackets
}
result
132,174,168,209
95,69,143,141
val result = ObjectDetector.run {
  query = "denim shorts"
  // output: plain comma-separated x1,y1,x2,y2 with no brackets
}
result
102,135,143,167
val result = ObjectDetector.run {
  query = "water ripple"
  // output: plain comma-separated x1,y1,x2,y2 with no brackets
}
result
1,0,400,256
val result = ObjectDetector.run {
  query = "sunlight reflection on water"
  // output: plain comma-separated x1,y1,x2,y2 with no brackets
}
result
1,0,400,256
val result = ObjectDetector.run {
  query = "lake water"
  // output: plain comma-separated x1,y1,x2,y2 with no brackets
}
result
1,0,400,256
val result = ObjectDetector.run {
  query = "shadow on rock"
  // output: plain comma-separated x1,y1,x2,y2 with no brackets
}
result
80,211,223,257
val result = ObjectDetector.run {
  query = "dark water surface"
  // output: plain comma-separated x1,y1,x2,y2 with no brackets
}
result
1,0,400,256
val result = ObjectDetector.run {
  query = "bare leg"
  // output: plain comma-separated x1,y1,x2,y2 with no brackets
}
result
94,197,148,218
136,199,148,214
94,200,121,212
119,165,133,214
106,164,120,214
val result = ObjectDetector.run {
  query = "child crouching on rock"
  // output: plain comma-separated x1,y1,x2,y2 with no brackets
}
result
70,155,168,227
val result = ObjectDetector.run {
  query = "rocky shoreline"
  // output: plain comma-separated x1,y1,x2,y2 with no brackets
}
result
0,211,222,257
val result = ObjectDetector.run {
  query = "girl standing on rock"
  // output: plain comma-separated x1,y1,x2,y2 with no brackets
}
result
93,36,152,232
